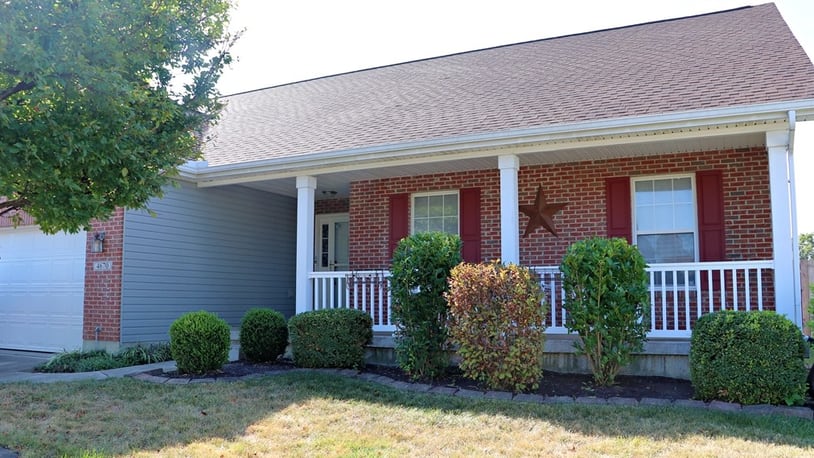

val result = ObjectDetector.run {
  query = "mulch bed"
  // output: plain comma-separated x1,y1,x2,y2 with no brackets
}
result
165,359,697,400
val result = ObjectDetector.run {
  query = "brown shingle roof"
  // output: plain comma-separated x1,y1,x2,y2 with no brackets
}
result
203,3,814,166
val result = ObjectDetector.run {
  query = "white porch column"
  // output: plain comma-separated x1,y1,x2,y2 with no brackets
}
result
499,155,520,264
766,130,801,327
295,176,317,315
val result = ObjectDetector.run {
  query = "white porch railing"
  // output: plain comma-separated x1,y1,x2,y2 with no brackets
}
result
531,260,774,338
310,270,394,332
309,260,775,338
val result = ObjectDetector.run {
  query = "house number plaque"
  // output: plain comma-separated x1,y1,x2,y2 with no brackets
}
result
93,261,113,271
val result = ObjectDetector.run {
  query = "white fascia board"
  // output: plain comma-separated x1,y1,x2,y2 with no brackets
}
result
191,99,814,187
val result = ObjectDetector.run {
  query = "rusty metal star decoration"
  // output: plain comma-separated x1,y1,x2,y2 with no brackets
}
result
520,185,568,237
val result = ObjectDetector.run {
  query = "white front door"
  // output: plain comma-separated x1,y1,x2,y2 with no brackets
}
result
314,213,349,271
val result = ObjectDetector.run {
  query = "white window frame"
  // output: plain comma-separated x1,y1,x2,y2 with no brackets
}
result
631,174,699,264
411,190,460,235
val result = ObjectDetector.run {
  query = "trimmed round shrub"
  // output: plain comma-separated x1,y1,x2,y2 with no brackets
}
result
560,237,650,386
390,231,462,380
169,310,231,374
240,308,288,363
288,308,372,369
690,310,808,405
446,261,547,392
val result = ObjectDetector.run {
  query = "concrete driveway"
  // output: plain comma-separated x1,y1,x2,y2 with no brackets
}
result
0,349,51,375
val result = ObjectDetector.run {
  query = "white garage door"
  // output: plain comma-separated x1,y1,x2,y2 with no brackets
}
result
0,226,86,352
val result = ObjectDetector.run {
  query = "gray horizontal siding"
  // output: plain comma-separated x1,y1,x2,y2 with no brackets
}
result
120,182,296,345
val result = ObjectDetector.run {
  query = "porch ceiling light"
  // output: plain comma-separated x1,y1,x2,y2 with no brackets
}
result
91,232,105,253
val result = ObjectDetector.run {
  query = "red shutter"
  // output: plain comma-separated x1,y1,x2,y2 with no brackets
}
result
459,188,481,263
388,194,409,259
696,170,725,291
605,177,632,243
696,170,726,262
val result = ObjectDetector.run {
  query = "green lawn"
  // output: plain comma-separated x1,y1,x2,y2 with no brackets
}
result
1,372,813,457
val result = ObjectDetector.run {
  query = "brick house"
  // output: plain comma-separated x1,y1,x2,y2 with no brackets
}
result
2,4,813,376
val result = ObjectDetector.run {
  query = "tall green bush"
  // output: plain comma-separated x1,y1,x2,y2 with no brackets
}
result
446,261,547,392
169,311,231,375
690,310,808,405
560,237,649,386
240,308,288,363
390,231,462,380
288,308,372,369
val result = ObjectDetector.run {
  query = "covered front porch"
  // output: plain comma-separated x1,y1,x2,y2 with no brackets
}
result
289,127,803,343
189,108,806,359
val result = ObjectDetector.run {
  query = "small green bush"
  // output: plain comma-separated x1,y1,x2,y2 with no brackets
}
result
390,231,462,380
35,344,174,373
169,310,231,375
446,261,547,392
288,308,372,368
74,354,121,372
240,308,288,363
561,237,650,386
115,343,173,366
690,310,808,406
36,350,106,373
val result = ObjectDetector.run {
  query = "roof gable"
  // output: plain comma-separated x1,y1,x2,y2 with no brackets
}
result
204,3,814,166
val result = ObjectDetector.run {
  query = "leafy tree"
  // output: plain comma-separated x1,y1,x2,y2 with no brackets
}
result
801,233,814,261
0,0,238,233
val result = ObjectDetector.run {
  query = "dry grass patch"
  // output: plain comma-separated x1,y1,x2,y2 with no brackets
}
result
0,372,812,457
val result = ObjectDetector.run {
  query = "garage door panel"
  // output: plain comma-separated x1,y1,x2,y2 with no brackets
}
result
0,227,86,352
0,311,84,352
5,264,83,287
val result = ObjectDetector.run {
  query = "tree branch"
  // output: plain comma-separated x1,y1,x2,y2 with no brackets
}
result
0,197,29,217
0,80,35,102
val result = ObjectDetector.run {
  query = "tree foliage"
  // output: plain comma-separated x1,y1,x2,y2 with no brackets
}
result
0,0,238,233
801,232,814,261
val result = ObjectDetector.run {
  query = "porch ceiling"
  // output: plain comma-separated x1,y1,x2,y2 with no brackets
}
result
238,130,765,199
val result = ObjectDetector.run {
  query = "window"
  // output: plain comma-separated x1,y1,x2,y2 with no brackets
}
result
412,192,459,235
633,176,697,263
633,176,697,286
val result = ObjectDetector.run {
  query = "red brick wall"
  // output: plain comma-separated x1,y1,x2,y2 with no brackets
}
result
350,169,502,269
316,198,350,214
82,208,124,344
349,148,772,269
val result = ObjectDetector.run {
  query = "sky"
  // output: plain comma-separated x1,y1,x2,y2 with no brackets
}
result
216,0,814,233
